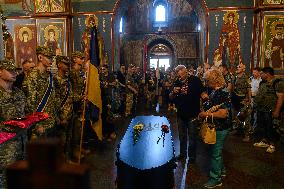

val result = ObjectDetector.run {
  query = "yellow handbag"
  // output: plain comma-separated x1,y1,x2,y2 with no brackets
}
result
199,115,216,144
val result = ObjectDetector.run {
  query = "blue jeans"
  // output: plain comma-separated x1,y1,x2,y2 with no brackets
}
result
209,129,229,182
177,117,197,160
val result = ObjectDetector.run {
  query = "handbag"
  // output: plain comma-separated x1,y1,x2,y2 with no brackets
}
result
199,115,216,144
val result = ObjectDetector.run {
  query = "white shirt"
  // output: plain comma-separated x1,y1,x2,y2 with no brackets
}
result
250,77,262,97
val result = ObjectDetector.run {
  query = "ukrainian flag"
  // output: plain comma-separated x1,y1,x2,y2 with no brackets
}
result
87,25,102,141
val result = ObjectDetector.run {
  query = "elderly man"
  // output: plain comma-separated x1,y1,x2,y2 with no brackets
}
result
170,65,208,163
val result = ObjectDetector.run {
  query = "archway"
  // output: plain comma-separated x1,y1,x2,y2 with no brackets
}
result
145,35,177,71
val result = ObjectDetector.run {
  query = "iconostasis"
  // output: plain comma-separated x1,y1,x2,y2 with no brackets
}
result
1,0,114,68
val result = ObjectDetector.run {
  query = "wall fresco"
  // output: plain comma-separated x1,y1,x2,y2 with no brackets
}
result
263,15,284,70
36,18,66,55
73,14,112,67
208,10,254,72
15,25,37,66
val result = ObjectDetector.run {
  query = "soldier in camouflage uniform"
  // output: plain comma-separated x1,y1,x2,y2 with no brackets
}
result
232,63,252,141
254,67,284,153
0,59,26,188
70,51,87,160
22,46,59,138
55,55,74,160
125,64,138,117
99,65,117,141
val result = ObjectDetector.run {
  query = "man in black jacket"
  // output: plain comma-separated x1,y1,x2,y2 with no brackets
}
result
170,65,208,163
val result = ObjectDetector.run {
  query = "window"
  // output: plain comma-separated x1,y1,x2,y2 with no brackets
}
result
155,5,166,22
150,58,170,70
119,17,123,33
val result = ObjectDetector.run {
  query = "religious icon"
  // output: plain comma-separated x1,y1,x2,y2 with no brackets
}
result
35,0,65,13
15,25,37,67
81,15,100,61
37,19,66,55
263,16,284,69
263,0,283,5
213,11,242,70
44,25,62,55
35,0,49,12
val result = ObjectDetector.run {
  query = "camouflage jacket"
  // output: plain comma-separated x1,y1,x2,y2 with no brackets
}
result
0,86,26,121
233,73,250,96
22,68,59,121
55,75,73,122
255,78,284,112
70,69,85,103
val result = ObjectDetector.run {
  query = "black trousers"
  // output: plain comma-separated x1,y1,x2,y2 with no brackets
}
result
254,111,279,144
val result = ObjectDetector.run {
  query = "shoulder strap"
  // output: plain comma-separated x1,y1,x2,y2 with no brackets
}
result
36,74,53,112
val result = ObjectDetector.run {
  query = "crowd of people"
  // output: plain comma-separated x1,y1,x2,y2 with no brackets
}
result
0,45,284,188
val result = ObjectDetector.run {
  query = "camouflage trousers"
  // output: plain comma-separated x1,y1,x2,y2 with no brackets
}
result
0,135,26,188
125,93,134,116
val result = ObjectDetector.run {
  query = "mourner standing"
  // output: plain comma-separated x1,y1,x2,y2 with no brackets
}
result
254,67,284,153
23,46,58,138
169,65,207,163
0,59,26,188
55,55,73,160
232,63,252,142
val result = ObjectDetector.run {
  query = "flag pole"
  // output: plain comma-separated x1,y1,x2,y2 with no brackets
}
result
78,61,90,164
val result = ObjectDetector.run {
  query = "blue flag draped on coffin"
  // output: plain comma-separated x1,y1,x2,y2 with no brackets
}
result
87,25,102,141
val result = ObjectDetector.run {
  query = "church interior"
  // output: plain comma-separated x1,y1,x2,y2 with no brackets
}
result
0,0,284,189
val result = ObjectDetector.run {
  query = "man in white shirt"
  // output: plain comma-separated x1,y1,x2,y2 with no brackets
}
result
251,67,262,97
250,67,262,133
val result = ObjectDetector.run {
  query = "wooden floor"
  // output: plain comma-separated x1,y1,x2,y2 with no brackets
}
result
82,106,284,189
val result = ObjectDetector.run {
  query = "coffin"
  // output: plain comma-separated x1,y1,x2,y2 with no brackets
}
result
116,116,176,189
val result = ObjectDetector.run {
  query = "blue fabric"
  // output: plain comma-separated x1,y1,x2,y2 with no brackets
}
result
89,26,100,67
209,129,229,182
37,74,53,112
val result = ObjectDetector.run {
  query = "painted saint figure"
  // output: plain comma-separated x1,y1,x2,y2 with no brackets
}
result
81,15,105,63
17,27,36,67
44,27,62,55
214,11,242,70
265,21,284,69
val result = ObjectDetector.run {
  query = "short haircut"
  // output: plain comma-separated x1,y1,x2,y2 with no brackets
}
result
261,67,274,76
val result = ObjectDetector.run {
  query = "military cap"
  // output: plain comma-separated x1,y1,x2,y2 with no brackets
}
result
71,51,85,59
36,46,54,58
56,55,71,65
0,59,20,71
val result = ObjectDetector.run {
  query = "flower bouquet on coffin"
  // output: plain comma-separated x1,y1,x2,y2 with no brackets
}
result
132,123,144,145
157,124,169,147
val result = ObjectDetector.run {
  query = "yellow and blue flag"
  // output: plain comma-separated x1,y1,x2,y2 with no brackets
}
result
87,25,102,141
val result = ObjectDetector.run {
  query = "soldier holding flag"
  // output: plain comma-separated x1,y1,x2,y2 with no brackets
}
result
54,55,74,160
